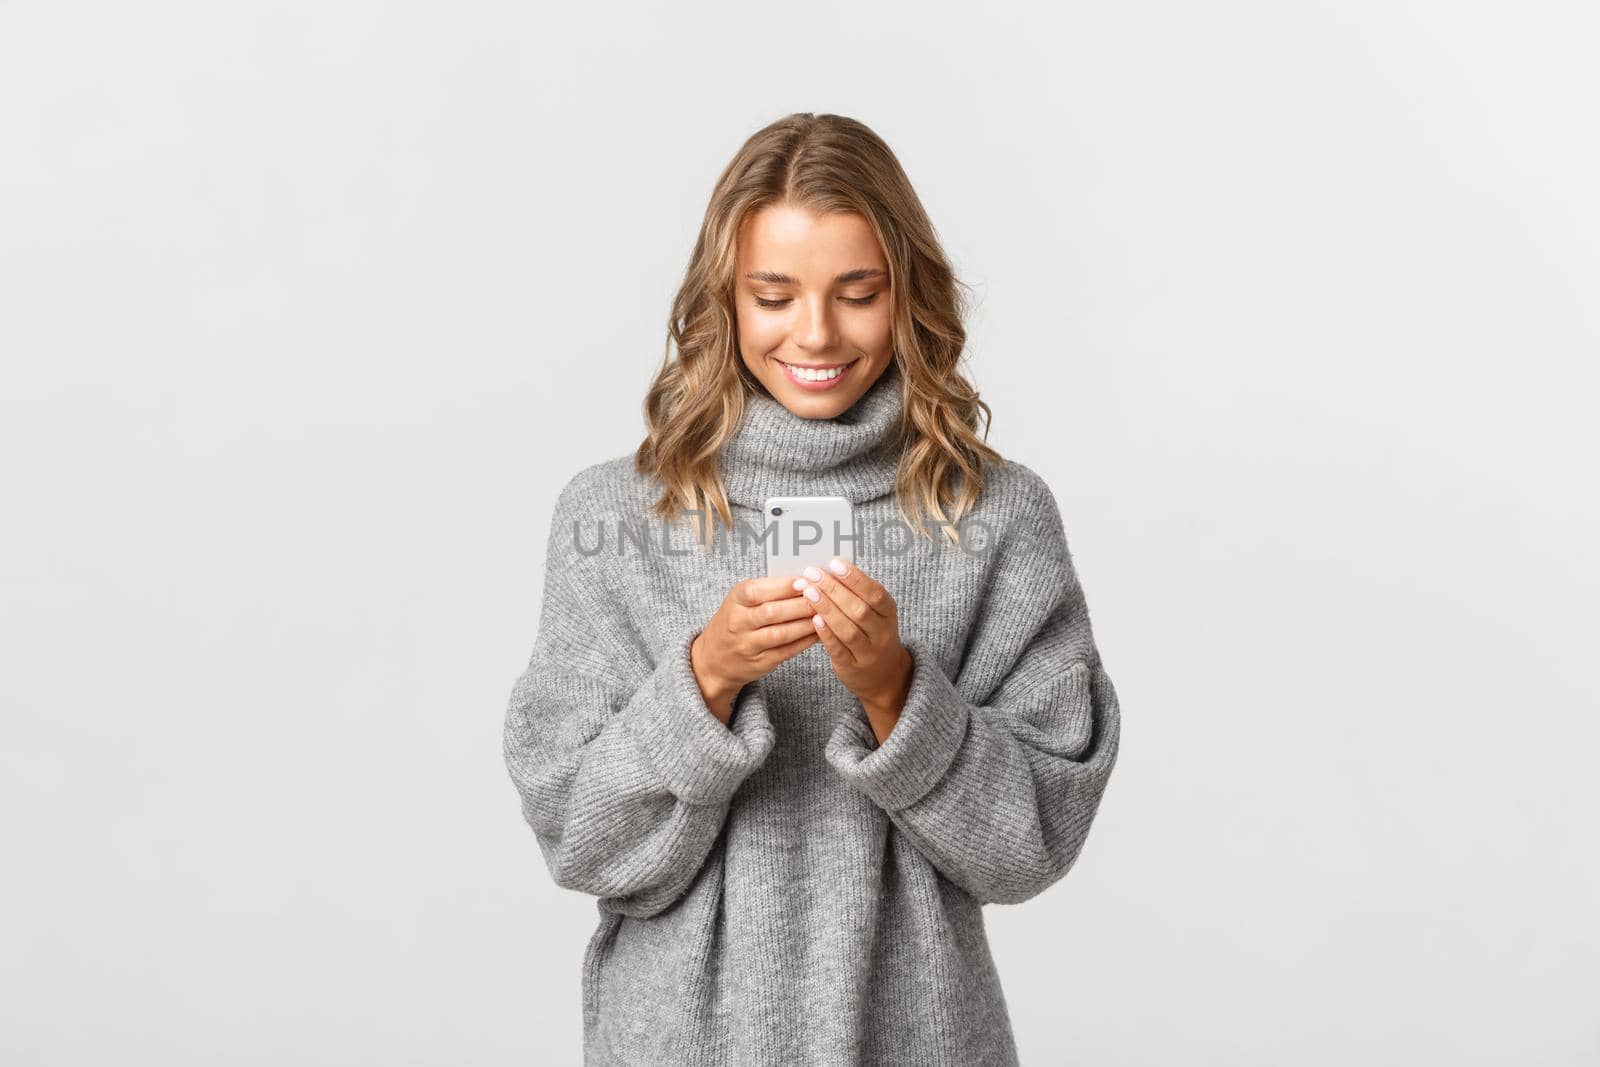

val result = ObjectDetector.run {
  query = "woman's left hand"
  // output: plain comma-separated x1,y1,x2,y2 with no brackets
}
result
795,557,913,742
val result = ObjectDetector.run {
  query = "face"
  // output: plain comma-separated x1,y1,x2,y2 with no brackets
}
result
733,202,895,418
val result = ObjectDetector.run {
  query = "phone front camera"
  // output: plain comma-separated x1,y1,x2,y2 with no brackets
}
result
771,506,783,516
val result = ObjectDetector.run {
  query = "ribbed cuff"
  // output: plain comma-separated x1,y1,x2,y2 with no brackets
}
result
621,629,777,806
824,637,970,812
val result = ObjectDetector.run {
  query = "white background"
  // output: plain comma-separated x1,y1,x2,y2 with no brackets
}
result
3,2,1596,1063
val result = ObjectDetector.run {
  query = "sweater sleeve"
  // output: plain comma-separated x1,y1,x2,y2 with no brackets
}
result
502,474,776,919
823,468,1122,905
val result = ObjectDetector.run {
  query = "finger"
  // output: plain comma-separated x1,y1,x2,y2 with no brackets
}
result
809,608,856,665
767,629,820,663
749,616,824,651
801,579,869,660
818,557,895,620
732,576,810,607
801,566,878,634
743,593,818,630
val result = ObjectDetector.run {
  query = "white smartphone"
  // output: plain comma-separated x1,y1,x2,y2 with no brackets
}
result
763,495,857,580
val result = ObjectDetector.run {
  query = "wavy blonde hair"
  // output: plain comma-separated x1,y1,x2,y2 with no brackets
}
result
634,112,1002,548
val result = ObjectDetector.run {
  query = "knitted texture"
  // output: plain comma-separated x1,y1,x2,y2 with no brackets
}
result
502,363,1122,1065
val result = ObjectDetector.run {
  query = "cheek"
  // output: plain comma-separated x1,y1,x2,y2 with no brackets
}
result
844,306,894,352
736,306,785,352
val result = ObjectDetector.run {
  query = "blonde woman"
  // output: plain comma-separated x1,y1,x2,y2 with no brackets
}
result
503,112,1122,1065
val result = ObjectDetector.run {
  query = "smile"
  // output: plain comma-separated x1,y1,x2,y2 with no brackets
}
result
777,359,856,390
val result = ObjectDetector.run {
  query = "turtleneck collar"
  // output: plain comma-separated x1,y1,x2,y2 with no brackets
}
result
718,361,906,510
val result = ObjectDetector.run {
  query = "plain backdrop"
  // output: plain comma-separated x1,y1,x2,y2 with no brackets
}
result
3,2,1596,1064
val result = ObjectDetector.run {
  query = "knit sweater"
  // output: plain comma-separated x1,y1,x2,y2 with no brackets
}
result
502,363,1122,1065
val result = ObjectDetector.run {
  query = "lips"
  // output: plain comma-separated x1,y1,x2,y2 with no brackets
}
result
776,358,856,390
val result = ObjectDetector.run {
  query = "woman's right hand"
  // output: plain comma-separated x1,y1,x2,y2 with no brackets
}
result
690,576,820,724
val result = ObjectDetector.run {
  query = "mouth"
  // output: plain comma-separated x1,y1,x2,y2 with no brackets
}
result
775,358,857,391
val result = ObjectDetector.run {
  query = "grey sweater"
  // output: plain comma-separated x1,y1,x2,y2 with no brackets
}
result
502,364,1122,1065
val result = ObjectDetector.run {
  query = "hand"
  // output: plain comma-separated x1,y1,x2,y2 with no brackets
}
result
794,558,913,744
690,576,819,725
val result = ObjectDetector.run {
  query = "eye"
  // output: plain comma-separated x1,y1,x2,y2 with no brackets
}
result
752,293,881,309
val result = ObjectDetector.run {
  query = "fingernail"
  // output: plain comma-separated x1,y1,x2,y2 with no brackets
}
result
803,586,820,603
792,578,805,592
827,558,848,576
803,566,823,582
814,614,827,629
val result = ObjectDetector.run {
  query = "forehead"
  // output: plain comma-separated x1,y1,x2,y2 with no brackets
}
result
736,203,885,276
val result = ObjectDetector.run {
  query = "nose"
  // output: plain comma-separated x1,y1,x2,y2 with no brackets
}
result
793,295,839,353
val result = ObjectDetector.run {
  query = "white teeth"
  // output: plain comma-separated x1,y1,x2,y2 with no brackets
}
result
783,362,845,382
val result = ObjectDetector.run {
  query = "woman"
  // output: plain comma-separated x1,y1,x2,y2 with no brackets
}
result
502,112,1122,1065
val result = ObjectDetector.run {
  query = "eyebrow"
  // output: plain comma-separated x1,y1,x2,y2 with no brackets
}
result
743,268,888,285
